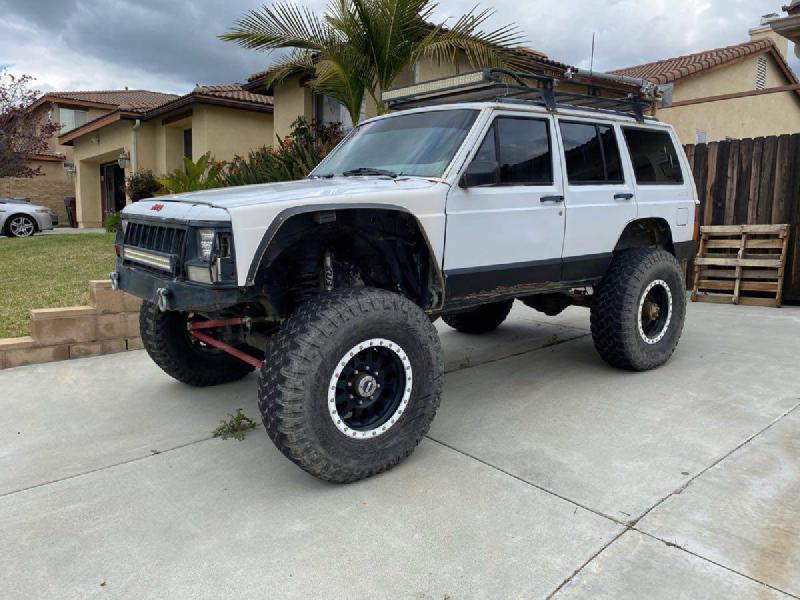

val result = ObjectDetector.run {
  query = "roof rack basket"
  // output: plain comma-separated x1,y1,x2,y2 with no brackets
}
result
382,68,662,122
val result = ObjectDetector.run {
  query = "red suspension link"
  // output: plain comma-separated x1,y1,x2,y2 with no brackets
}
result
187,318,264,369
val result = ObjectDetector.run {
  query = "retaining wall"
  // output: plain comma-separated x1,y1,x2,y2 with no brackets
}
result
0,280,143,370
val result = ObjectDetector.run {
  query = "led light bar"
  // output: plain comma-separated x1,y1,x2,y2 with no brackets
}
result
382,71,487,103
123,248,172,271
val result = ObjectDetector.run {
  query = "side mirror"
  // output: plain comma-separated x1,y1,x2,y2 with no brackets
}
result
459,161,498,188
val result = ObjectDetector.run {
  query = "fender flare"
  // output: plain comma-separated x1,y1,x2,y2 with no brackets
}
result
245,203,444,291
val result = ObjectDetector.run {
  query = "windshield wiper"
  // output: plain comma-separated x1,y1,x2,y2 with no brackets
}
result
342,167,398,178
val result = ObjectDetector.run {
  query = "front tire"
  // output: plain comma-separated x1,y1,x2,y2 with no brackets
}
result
259,288,443,483
139,301,255,386
442,299,514,334
590,248,686,371
6,215,37,238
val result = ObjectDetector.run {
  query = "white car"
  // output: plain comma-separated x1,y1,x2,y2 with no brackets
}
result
0,198,58,237
114,70,699,482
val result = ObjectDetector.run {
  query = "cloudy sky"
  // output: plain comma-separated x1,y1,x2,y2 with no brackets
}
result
1,0,796,96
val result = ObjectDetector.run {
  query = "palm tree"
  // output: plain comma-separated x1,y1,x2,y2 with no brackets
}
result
220,0,524,125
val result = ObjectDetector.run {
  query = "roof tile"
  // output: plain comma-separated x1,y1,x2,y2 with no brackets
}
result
610,39,798,85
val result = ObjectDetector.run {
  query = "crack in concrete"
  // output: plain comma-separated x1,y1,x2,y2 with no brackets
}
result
0,436,215,500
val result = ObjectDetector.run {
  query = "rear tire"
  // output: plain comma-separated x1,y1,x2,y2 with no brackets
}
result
590,248,686,371
442,299,514,334
139,301,255,386
258,288,443,483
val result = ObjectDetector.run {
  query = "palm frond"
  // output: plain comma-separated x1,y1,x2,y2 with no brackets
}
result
219,3,338,51
262,50,318,88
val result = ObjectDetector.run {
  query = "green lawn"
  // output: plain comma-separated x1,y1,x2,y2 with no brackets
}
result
0,233,117,338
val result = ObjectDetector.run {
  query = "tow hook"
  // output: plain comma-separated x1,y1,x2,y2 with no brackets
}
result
156,288,171,312
109,271,119,291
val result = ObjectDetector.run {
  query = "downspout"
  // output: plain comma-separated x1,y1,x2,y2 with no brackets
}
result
131,119,142,172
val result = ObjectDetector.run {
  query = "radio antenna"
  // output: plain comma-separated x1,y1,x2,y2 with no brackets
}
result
590,32,596,76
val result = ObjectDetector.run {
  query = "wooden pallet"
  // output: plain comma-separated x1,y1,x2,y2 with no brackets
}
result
691,224,790,307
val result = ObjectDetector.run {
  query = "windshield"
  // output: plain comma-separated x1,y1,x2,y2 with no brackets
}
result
312,109,478,179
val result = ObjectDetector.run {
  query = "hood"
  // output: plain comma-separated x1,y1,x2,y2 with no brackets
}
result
150,177,443,210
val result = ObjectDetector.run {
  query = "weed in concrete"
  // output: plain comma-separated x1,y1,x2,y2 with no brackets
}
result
546,334,561,347
213,408,258,441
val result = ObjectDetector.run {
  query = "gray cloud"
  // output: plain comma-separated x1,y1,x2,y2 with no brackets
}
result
0,0,796,95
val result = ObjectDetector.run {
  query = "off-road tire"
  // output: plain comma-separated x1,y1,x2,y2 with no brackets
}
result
442,299,514,334
139,301,255,386
591,248,686,371
258,288,443,483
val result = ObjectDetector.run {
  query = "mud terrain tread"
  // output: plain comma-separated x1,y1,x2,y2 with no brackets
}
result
590,248,685,371
442,299,514,334
139,301,254,386
258,288,443,483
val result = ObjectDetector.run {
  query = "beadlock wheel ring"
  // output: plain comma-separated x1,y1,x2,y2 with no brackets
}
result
638,279,673,345
327,338,413,440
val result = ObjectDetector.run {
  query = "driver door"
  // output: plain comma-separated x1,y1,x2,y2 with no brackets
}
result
443,112,566,299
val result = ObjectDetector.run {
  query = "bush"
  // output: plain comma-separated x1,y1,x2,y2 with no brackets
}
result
126,170,162,201
158,152,223,194
104,212,121,233
221,118,343,187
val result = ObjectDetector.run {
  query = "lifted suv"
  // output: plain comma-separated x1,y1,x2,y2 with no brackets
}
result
114,71,698,482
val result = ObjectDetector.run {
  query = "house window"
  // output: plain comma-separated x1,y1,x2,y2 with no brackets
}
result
59,108,88,133
756,56,767,90
183,128,192,161
314,93,355,130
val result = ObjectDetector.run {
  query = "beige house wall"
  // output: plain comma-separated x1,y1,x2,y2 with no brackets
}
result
192,105,274,161
273,76,314,139
655,50,800,144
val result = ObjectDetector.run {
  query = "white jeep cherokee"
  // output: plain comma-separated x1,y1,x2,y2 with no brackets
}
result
114,72,698,482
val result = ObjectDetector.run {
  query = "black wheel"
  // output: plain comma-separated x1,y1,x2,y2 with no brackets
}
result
5,215,37,238
139,301,255,386
590,248,686,371
259,288,443,483
442,299,514,334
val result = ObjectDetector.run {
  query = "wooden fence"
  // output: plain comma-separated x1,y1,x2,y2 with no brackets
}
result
684,134,800,303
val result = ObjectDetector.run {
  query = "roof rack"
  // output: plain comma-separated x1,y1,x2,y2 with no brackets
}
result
382,68,664,122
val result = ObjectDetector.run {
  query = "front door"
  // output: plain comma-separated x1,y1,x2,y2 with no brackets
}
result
444,112,566,300
100,162,126,219
555,119,637,280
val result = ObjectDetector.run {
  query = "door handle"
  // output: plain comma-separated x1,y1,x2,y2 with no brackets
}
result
614,193,634,200
540,195,564,203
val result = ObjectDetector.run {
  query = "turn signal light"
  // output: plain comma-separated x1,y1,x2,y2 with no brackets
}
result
693,204,700,241
114,244,122,257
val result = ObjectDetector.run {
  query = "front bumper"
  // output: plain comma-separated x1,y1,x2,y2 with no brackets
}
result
115,261,248,312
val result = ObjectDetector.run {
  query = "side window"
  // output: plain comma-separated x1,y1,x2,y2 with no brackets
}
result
464,116,552,186
559,122,624,185
495,117,552,185
623,128,684,185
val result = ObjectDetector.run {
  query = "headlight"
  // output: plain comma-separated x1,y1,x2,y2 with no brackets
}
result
198,229,215,261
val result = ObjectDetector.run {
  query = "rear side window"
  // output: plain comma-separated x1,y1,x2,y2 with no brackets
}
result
466,116,553,186
559,122,624,185
622,128,684,185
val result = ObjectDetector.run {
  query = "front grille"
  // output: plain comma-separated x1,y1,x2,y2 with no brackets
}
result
124,221,186,254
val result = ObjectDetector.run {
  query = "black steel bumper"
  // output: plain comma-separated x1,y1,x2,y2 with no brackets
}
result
114,261,248,312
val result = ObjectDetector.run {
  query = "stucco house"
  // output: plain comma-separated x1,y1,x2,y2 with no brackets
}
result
59,85,273,228
1,90,176,224
242,48,630,139
611,16,800,144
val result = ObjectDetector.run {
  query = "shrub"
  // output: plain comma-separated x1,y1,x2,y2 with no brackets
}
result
158,152,223,194
126,170,162,201
104,212,121,233
221,118,343,187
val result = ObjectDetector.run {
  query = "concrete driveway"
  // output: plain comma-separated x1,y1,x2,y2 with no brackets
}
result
1,301,798,599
